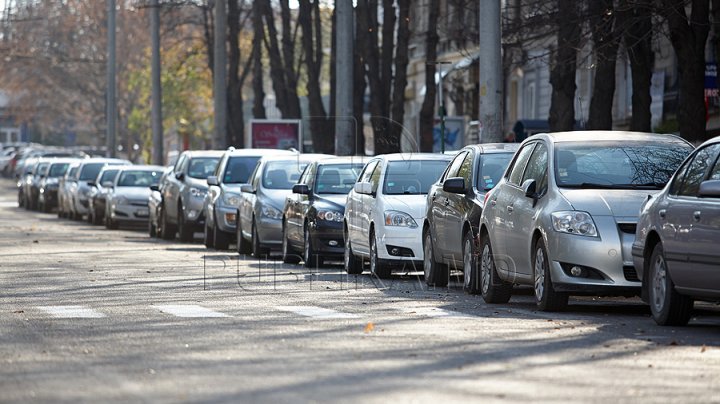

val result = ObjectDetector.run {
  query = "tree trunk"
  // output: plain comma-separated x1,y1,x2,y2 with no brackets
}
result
280,0,301,118
353,2,367,155
227,0,243,147
623,0,653,132
419,0,440,152
661,0,710,142
261,0,292,118
586,0,619,130
388,0,410,150
252,0,266,120
548,0,580,132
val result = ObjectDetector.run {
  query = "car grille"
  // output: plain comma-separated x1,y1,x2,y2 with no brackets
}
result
130,200,148,207
623,266,640,282
617,223,637,234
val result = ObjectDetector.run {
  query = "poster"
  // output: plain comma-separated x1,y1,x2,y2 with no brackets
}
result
432,116,465,152
249,120,302,151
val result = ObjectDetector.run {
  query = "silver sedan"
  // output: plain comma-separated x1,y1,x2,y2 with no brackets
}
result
479,131,693,311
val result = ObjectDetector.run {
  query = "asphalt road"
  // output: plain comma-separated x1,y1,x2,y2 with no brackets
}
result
1,177,719,403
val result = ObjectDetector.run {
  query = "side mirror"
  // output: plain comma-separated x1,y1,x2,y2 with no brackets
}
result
699,180,720,198
207,176,219,186
443,177,467,194
354,182,373,196
292,184,310,195
149,185,160,192
175,172,185,181
87,182,96,187
101,181,114,188
522,179,538,207
240,184,254,194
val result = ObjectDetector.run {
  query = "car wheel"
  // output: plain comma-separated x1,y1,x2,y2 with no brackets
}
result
344,227,363,275
42,200,51,213
251,220,268,257
462,229,480,295
149,216,157,237
303,226,322,268
212,214,231,250
160,206,176,240
105,213,118,230
237,216,252,255
87,208,94,224
92,208,103,225
533,239,568,312
648,243,693,326
177,203,194,242
370,230,391,279
18,192,24,208
203,218,214,248
479,233,512,303
281,221,300,263
423,229,448,287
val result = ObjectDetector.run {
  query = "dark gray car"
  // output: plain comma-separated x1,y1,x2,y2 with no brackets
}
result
632,136,720,326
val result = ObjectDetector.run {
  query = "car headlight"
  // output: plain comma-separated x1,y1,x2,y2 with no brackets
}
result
115,196,129,206
261,204,282,220
384,210,418,228
317,209,344,222
189,187,207,198
222,192,242,206
551,211,598,237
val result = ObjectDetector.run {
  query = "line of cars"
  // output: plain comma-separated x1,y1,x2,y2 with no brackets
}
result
11,131,720,326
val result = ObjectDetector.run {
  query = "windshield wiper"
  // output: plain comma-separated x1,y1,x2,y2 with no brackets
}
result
560,182,619,189
561,182,663,190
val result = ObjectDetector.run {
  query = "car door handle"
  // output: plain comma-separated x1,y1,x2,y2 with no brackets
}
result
658,209,666,219
506,205,513,213
693,211,701,221
444,198,450,206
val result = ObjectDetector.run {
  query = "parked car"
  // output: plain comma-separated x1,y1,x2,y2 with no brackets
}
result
158,150,224,241
236,153,333,257
281,157,366,266
68,158,131,221
24,160,50,211
204,148,295,250
38,159,76,213
343,153,453,278
87,166,122,225
632,136,720,325
58,162,81,218
423,143,519,290
16,157,39,208
104,165,165,229
479,131,693,311
148,167,173,238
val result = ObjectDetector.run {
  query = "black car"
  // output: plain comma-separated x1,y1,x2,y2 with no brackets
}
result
423,143,519,290
37,159,75,213
281,157,366,267
87,167,122,225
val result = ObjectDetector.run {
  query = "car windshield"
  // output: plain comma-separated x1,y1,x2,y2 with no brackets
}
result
554,141,692,189
36,163,50,175
67,166,79,180
477,153,514,190
79,163,105,181
383,160,450,195
263,160,308,190
98,169,119,184
117,170,162,187
188,157,220,179
48,163,70,178
314,163,364,194
223,156,261,184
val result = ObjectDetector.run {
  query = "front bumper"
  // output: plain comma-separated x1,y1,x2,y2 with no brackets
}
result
183,196,206,227
214,205,237,233
376,225,424,262
256,216,283,248
111,202,150,223
309,221,345,256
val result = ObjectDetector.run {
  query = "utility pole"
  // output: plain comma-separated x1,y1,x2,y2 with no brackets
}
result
213,0,227,149
334,0,353,155
106,0,116,157
150,0,163,165
478,0,503,143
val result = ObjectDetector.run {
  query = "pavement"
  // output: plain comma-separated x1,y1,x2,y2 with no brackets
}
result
1,177,719,403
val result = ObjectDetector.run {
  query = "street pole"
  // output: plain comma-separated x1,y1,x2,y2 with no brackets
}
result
478,0,503,143
213,0,228,149
334,0,354,156
438,69,446,153
106,0,116,157
150,0,163,165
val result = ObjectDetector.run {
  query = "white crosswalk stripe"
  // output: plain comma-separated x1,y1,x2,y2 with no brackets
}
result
155,304,230,318
401,307,476,319
275,305,360,319
38,305,106,318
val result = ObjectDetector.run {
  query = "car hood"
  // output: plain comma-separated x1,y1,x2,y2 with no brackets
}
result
186,177,209,190
382,194,428,220
558,189,652,220
314,194,347,211
260,188,293,210
112,187,152,201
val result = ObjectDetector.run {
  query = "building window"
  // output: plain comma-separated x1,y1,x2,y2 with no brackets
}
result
525,82,536,119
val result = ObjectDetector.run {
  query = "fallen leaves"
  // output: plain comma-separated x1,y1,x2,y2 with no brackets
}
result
364,322,375,333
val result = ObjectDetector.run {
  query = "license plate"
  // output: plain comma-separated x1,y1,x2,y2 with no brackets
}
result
136,208,149,217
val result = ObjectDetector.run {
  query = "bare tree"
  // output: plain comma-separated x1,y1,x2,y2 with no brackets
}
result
586,0,621,130
549,0,582,132
419,0,441,152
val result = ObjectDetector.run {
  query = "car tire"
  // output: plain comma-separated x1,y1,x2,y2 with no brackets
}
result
105,214,119,230
462,229,480,295
237,216,252,255
344,227,363,275
251,220,268,257
203,219,214,248
92,208,103,225
177,203,194,242
648,243,693,326
303,226,322,268
213,213,231,250
423,229,448,287
148,217,157,237
42,200,51,213
533,239,568,312
479,233,512,303
370,231,391,279
87,208,94,224
281,221,300,263
160,206,176,241
18,192,24,208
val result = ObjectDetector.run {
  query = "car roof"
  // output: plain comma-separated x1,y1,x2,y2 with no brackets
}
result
464,143,520,154
533,130,692,146
697,135,720,148
46,157,83,165
378,153,454,162
182,150,226,158
78,158,131,166
225,148,297,157
259,153,334,163
316,156,370,166
117,165,165,172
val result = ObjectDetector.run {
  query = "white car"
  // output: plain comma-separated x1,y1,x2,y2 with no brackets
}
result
105,165,165,229
343,153,452,278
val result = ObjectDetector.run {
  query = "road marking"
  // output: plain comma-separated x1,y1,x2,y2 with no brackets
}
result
156,304,230,318
275,305,360,319
401,307,476,319
0,201,18,208
38,306,106,318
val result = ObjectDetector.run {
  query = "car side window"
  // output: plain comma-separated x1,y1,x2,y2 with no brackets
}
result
507,143,537,186
709,149,720,180
457,152,474,182
359,160,379,184
522,142,548,188
677,145,720,196
443,151,468,181
173,155,186,173
250,162,262,189
369,162,382,193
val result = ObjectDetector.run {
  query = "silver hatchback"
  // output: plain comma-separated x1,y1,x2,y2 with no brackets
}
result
479,131,692,311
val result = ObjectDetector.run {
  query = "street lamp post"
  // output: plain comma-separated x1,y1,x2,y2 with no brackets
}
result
427,61,452,153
